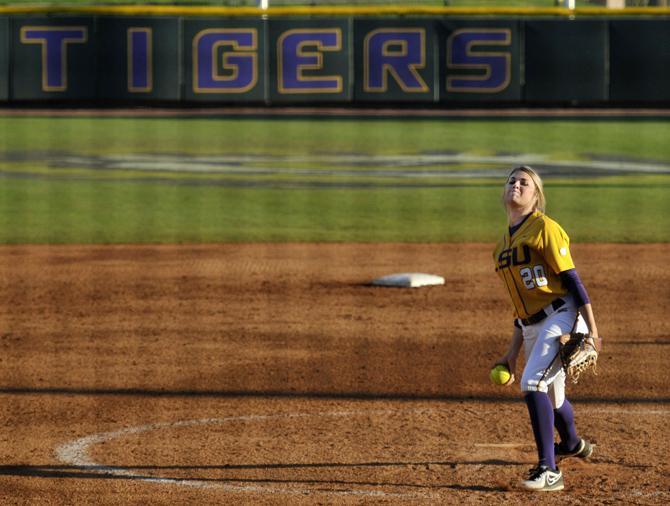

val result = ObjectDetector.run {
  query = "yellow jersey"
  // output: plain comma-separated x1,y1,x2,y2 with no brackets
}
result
493,210,575,320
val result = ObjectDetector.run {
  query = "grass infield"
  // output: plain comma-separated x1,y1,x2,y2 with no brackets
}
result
1,115,668,243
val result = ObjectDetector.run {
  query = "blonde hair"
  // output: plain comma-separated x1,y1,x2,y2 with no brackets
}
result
504,165,546,213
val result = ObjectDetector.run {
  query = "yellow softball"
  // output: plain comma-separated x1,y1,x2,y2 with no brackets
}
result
490,364,511,385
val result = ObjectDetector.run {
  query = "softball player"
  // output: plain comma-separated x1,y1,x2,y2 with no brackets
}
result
493,166,602,492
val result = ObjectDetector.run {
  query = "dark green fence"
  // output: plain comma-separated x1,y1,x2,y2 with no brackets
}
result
2,14,670,105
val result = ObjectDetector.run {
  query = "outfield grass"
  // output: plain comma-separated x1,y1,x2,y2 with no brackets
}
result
3,117,669,159
0,116,668,244
0,1,596,7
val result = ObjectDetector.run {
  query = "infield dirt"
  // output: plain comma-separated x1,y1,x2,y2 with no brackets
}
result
1,243,668,504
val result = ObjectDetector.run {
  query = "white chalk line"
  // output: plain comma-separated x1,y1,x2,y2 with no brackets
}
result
583,408,669,416
54,405,670,498
474,443,527,448
55,409,440,499
16,152,670,176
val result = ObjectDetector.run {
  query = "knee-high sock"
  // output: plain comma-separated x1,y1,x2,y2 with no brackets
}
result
554,399,580,451
524,391,556,470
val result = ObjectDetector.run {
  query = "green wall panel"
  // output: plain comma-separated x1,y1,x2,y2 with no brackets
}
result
524,20,608,104
354,18,436,103
269,18,351,104
438,19,521,103
610,20,670,103
98,17,180,101
182,18,265,103
0,18,8,101
11,16,97,101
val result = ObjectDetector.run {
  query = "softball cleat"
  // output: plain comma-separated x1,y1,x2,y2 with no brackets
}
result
521,465,564,492
555,438,593,461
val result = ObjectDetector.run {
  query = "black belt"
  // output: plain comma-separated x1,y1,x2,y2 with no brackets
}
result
520,298,565,326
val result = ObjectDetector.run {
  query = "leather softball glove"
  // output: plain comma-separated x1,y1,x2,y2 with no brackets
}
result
559,331,599,384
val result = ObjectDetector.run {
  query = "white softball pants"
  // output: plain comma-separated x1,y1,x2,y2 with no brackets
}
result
520,295,588,409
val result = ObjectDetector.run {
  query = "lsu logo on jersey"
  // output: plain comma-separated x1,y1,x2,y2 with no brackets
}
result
493,211,574,318
496,245,530,270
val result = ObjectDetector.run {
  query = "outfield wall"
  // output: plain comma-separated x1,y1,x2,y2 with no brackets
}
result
1,8,670,106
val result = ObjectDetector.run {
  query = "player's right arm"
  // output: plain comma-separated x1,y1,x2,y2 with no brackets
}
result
496,323,523,386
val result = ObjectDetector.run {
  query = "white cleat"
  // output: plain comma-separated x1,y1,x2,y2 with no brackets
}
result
521,465,564,492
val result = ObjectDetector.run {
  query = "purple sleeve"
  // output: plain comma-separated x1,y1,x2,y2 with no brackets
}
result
559,268,591,308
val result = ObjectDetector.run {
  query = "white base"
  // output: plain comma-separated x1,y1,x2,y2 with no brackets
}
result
372,272,445,288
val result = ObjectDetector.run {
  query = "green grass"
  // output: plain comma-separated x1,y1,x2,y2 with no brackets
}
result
0,0,620,7
2,117,669,159
1,116,669,244
0,1,598,6
1,178,668,243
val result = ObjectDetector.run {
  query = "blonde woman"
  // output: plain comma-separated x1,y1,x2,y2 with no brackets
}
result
493,166,602,491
